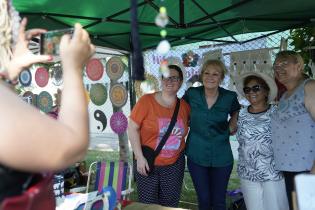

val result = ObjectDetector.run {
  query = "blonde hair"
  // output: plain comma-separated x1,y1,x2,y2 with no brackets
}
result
275,51,304,71
0,0,13,72
200,59,226,80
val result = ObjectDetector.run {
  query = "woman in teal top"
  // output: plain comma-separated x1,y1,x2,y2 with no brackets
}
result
184,59,240,210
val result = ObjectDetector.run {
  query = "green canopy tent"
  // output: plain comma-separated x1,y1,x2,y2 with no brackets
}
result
13,0,315,52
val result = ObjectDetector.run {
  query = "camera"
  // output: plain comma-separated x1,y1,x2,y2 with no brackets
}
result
40,28,74,56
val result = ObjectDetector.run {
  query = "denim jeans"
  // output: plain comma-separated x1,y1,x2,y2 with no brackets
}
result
187,158,233,210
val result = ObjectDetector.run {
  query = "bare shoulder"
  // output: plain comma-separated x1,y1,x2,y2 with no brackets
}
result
304,80,315,99
304,80,315,119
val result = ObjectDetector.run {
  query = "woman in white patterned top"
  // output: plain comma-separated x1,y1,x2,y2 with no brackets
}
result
236,71,289,210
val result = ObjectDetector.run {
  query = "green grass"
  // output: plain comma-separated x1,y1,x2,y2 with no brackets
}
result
84,150,240,210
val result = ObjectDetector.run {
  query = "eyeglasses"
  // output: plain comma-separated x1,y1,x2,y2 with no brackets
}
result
273,61,290,70
162,76,181,82
243,85,263,94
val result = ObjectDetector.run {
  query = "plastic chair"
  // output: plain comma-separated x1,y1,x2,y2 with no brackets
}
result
86,161,133,201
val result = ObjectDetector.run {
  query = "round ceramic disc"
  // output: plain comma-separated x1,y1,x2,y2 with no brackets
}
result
23,91,37,106
23,91,33,98
89,83,107,106
37,91,53,113
22,91,33,104
109,83,127,107
51,65,63,86
106,57,124,81
19,69,32,87
35,67,49,87
110,112,128,134
86,58,104,81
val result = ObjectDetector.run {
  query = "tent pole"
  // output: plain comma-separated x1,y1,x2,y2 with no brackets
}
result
179,0,185,27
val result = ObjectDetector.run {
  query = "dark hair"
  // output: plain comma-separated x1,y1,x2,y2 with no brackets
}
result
168,65,183,81
243,75,270,101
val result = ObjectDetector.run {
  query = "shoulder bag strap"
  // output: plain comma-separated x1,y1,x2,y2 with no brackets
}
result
154,98,180,156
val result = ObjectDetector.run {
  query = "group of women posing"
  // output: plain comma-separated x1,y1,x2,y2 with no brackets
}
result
128,50,315,210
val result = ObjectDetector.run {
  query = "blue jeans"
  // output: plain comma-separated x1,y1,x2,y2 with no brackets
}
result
187,159,233,210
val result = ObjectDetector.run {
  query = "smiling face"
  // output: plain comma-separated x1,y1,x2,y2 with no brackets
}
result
161,68,183,95
273,51,304,86
201,66,223,90
243,78,269,106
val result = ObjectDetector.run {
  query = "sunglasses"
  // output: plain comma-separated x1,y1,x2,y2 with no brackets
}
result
162,76,181,82
243,85,263,94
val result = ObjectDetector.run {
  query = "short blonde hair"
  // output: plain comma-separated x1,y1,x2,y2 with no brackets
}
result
200,59,226,81
275,51,304,71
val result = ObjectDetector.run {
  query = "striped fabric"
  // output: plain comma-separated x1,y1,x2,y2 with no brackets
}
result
93,161,128,200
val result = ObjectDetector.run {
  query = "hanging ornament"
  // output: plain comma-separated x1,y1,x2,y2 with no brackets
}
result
155,7,169,28
160,30,167,38
159,59,170,78
156,40,170,55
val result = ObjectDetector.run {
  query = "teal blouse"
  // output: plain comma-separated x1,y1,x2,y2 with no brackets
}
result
184,86,240,167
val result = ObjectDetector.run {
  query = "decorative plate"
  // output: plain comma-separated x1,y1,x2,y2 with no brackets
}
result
19,69,32,87
134,73,159,98
89,83,107,106
22,91,33,104
37,91,53,113
50,64,63,86
106,57,124,81
109,83,127,107
110,112,128,134
86,58,104,81
35,67,49,87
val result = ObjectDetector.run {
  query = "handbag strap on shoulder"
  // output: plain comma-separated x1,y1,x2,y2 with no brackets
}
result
154,98,180,156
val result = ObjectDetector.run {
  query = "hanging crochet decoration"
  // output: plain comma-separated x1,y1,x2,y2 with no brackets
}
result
86,58,104,81
182,50,199,67
35,67,49,87
110,112,128,135
22,91,34,105
109,83,128,107
106,57,124,81
19,69,32,87
156,6,170,55
37,91,53,113
50,63,63,86
230,48,273,83
89,83,107,106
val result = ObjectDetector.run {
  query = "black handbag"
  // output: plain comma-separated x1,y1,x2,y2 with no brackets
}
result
141,98,180,174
